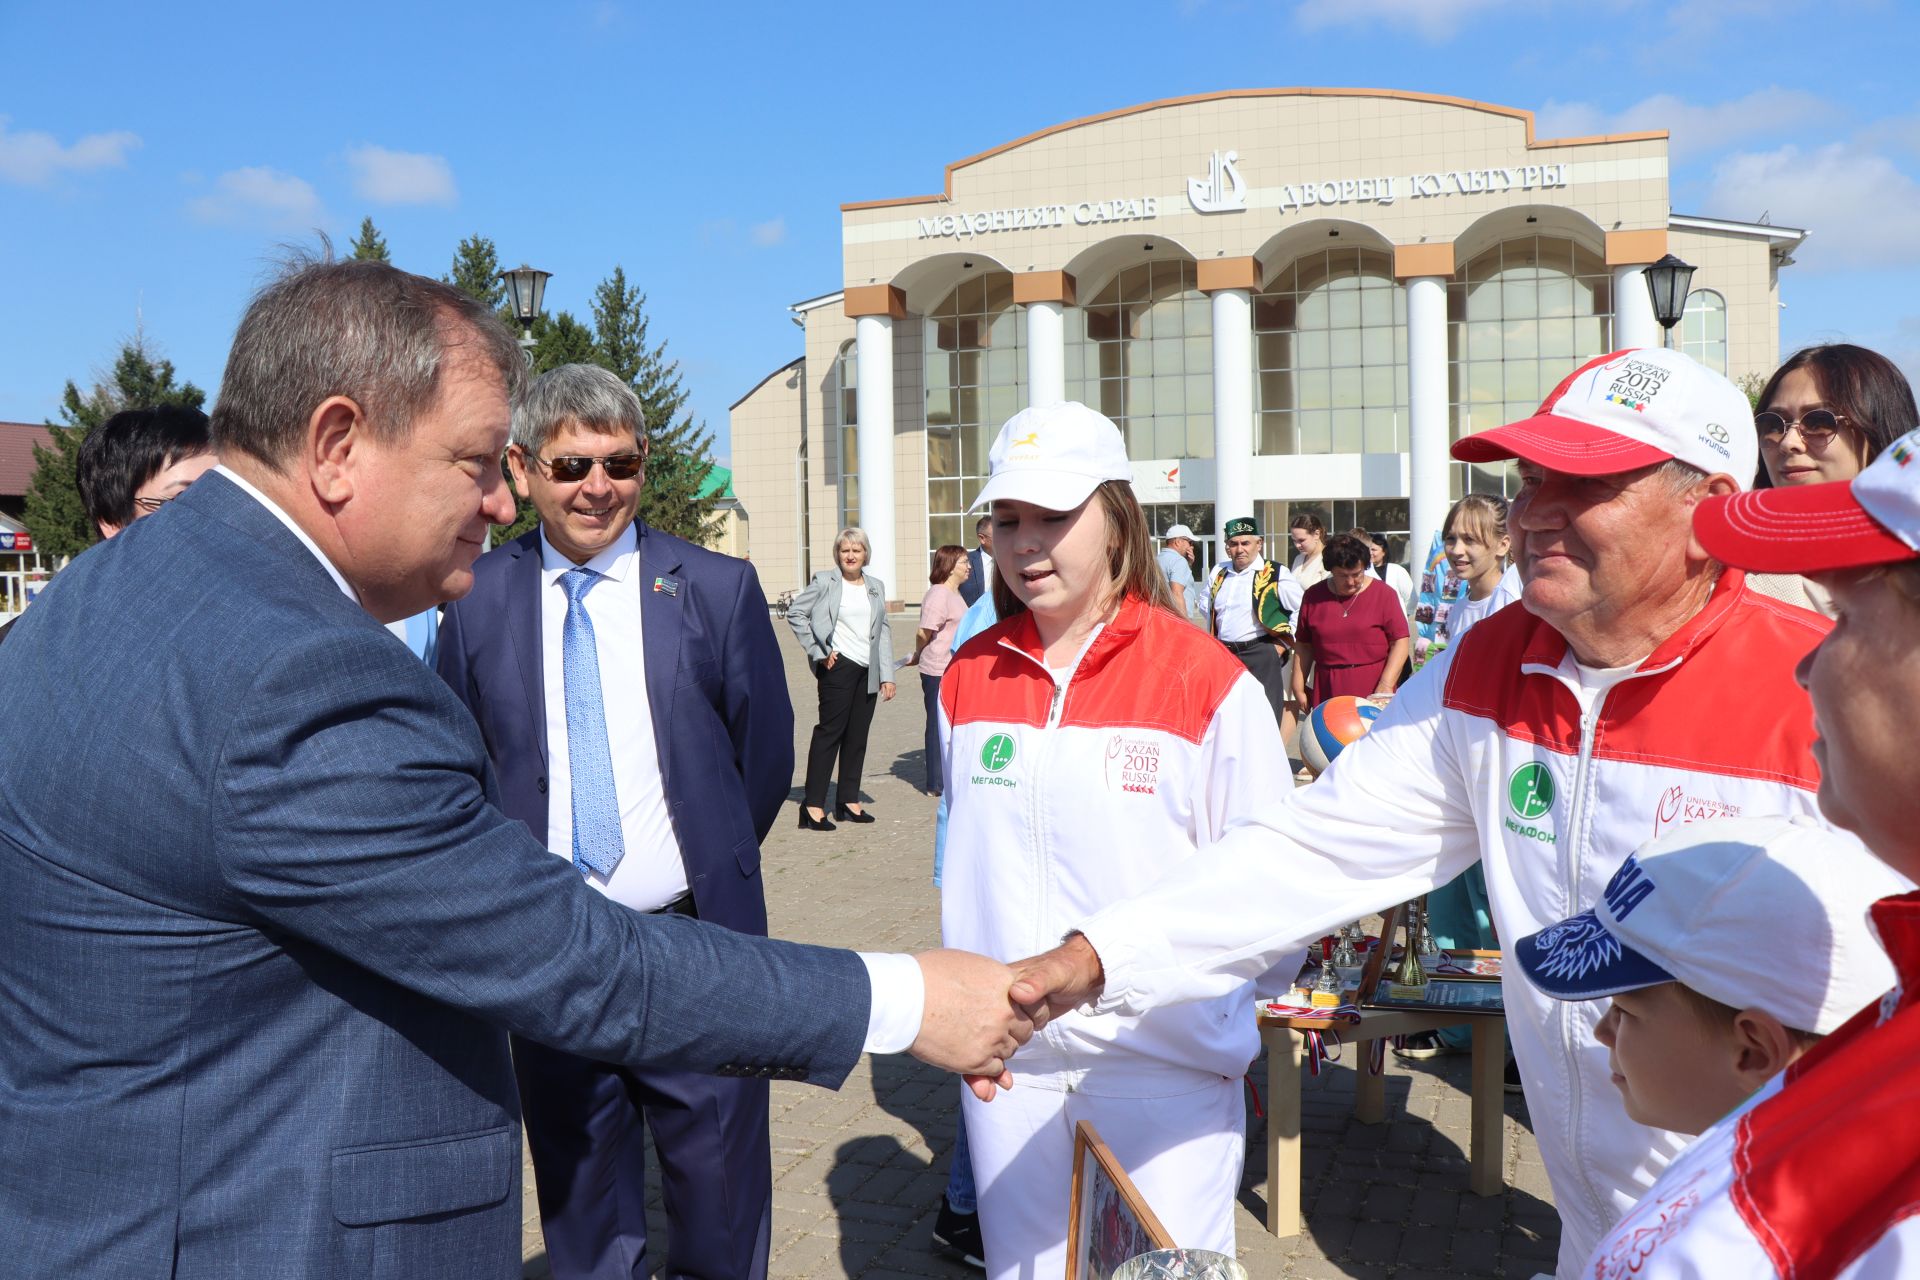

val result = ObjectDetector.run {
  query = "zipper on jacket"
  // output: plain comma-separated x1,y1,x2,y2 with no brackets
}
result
1563,681,1614,1231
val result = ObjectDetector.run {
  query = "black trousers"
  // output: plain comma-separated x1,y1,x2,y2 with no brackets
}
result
1225,638,1290,727
921,670,943,794
803,657,876,809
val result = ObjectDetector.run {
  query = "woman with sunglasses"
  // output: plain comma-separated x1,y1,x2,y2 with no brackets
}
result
786,528,895,830
1747,345,1917,610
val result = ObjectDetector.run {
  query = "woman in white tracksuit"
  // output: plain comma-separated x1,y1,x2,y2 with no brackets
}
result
938,402,1297,1279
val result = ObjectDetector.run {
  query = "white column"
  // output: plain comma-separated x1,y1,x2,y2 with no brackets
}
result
1406,275,1450,579
1210,287,1254,550
853,313,897,600
1025,300,1066,407
1612,263,1661,352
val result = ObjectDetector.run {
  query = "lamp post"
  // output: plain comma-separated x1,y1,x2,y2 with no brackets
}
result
1642,253,1696,351
498,264,552,364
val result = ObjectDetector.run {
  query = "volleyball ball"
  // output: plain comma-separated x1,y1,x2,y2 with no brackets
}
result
1299,695,1384,778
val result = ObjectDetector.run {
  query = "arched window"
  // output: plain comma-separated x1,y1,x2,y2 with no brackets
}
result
1680,289,1728,375
1067,259,1213,461
924,273,1023,555
1253,247,1406,456
1449,235,1614,499
827,341,857,526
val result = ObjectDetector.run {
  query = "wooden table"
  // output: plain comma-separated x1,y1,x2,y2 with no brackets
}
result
1258,1006,1506,1238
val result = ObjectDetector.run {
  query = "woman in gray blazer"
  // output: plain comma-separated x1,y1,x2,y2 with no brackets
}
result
785,527,896,830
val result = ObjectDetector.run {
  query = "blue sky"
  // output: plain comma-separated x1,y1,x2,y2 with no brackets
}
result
3,0,1916,461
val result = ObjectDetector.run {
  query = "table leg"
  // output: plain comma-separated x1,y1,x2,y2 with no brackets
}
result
1468,1017,1504,1196
1264,1027,1301,1238
1353,1034,1386,1124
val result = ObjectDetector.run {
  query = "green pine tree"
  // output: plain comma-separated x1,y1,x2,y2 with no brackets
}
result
24,340,207,557
591,267,723,545
347,216,391,262
443,233,505,309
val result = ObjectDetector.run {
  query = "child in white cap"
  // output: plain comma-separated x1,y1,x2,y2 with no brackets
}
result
1515,814,1907,1276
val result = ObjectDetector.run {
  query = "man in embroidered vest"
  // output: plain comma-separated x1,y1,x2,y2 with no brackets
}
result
1205,515,1302,727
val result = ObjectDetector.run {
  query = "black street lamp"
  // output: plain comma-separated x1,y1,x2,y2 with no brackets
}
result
1642,254,1696,350
498,264,553,359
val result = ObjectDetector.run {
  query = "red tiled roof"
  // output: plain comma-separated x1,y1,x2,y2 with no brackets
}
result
0,422,54,498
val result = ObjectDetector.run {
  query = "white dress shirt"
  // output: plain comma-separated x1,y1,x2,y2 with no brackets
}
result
538,527,689,913
215,469,925,1054
1213,561,1262,642
830,577,873,668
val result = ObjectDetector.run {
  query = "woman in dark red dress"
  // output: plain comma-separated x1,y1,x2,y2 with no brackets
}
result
1288,533,1411,708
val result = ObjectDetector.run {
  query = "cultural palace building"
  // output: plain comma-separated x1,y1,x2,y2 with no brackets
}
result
728,88,1805,602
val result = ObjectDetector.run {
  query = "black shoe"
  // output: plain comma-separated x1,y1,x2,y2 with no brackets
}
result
797,808,836,832
835,804,876,824
1505,1056,1525,1095
932,1201,985,1270
1391,1030,1461,1061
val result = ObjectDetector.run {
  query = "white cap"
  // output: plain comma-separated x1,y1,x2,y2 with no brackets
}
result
968,402,1133,513
1453,347,1758,489
1515,815,1907,1034
1163,524,1195,541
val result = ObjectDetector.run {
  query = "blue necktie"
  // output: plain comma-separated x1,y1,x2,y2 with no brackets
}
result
561,567,625,879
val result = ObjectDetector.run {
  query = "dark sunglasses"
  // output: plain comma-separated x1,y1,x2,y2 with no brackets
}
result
1754,409,1850,448
530,452,644,482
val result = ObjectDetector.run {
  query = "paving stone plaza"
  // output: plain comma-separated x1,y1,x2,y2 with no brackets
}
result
521,614,1561,1278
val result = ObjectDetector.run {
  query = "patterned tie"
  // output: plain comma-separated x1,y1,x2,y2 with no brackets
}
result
561,567,625,878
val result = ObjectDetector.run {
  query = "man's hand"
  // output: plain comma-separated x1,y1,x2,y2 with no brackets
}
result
1007,934,1106,1023
910,950,1039,1101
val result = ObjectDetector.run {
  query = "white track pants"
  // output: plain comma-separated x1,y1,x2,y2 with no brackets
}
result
962,1074,1243,1280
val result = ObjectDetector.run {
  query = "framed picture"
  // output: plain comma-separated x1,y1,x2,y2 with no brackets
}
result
1066,1120,1175,1280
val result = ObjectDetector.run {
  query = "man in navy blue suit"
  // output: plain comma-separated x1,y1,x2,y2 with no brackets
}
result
437,363,790,1279
0,258,1035,1278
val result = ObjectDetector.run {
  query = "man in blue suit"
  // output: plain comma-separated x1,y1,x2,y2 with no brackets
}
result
0,258,1034,1278
437,363,791,1279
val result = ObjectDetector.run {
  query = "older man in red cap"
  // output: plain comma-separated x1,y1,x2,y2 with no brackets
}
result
1006,348,1842,1275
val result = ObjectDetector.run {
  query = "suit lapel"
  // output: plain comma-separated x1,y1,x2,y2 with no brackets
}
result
504,533,548,768
637,523,683,749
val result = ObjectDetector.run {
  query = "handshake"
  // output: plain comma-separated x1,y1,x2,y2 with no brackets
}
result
908,935,1108,1099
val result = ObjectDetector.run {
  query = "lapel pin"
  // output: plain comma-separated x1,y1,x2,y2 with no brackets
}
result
652,576,680,597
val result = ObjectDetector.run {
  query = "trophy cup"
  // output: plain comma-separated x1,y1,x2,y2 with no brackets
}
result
1330,921,1361,970
1412,900,1443,968
1391,903,1428,991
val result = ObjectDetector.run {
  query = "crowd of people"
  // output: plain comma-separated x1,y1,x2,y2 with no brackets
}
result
3,245,1917,1280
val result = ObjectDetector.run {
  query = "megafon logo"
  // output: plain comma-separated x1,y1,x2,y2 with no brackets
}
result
971,733,1019,790
1504,762,1557,844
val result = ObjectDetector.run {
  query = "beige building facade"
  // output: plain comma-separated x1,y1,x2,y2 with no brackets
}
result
730,89,1804,602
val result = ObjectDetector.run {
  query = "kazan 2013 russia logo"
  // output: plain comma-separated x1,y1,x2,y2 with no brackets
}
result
1505,762,1557,844
1602,357,1670,413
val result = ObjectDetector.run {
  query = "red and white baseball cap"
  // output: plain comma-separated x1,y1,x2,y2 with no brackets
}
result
1695,426,1920,573
1452,348,1757,488
969,401,1132,513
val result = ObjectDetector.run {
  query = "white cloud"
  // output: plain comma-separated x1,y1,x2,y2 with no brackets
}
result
0,116,140,185
344,144,457,206
1534,88,1838,160
1709,142,1920,268
1290,0,1525,41
750,217,786,247
187,167,325,229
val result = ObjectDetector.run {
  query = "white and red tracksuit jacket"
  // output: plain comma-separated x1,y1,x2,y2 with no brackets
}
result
938,595,1294,1093
1582,891,1920,1280
1076,571,1833,1273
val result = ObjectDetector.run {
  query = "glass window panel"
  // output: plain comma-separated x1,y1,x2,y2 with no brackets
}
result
958,276,986,314
1259,410,1295,455
1128,375,1156,417
1538,317,1575,359
1363,406,1398,454
1360,286,1393,328
1298,329,1331,368
1539,275,1574,318
1096,341,1128,380
1505,319,1540,361
1253,294,1294,332
1331,408,1363,453
1184,335,1211,373
1465,279,1500,321
1085,306,1121,343
1362,366,1395,408
927,428,957,477
986,385,1020,427
1184,295,1211,333
961,424,990,475
1157,376,1186,414
1447,284,1468,323
1297,290,1329,329
931,516,966,553
925,388,954,426
1097,378,1127,418
1502,278,1538,319
956,385,983,424
1505,359,1543,408
1119,263,1151,302
924,353,951,391
1064,341,1084,381
1328,289,1361,329
1297,369,1331,411
930,479,964,512
954,350,987,388
987,309,1017,349
1300,409,1332,454
982,274,1014,313
1257,331,1292,372
1362,326,1393,366
1151,338,1183,377
984,347,1016,386
1574,316,1609,357
1330,367,1363,408
1467,321,1503,361
1187,414,1213,459
1260,370,1294,412
1329,329,1362,367
1706,305,1727,340
1296,254,1331,294
1468,362,1504,406
1187,373,1213,414
955,317,982,350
